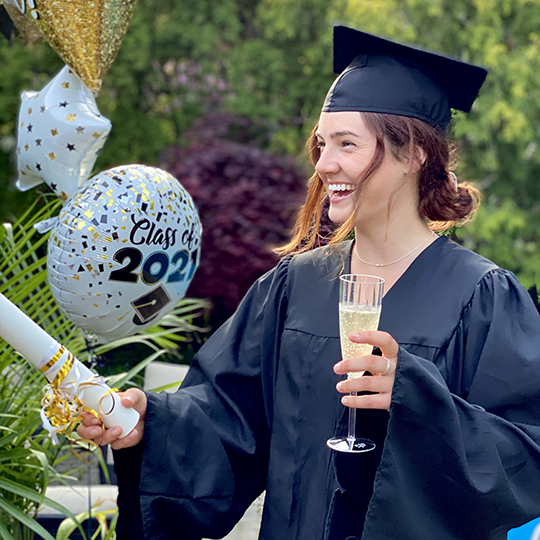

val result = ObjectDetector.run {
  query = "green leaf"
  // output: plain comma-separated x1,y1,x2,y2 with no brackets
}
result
106,349,168,389
0,519,15,540
0,496,55,540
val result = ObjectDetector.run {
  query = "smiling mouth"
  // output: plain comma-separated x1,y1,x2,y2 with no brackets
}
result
328,183,356,198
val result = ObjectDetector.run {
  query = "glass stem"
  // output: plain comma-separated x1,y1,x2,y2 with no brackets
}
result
347,392,357,450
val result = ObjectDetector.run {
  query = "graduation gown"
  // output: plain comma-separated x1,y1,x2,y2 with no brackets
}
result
114,236,540,539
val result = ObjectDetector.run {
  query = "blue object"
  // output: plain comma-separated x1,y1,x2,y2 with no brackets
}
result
508,518,540,539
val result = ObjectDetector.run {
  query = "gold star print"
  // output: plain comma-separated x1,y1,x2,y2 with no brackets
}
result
66,114,76,122
48,152,56,160
24,144,29,151
92,132,101,138
28,108,32,115
62,82,70,89
51,128,58,136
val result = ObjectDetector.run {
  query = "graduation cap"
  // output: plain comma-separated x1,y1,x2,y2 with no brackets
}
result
323,26,488,130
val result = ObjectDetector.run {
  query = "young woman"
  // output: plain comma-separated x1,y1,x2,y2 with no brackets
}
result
79,26,540,540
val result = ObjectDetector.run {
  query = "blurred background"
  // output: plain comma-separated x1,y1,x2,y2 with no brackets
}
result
2,0,540,334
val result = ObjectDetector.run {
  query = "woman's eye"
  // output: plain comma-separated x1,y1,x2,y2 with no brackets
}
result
316,141,325,149
341,140,355,147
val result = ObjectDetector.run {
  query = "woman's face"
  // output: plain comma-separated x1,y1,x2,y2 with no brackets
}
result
315,111,412,227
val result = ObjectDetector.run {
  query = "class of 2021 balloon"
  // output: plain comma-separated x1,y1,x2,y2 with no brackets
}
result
47,165,202,342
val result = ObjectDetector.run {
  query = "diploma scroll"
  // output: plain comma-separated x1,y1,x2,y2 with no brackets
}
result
0,293,139,441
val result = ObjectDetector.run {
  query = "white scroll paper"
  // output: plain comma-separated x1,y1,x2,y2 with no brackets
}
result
0,293,139,442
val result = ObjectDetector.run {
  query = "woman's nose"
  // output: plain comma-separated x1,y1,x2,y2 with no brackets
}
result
315,147,340,177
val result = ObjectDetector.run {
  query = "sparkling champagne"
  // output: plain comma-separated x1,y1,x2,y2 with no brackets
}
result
339,305,381,378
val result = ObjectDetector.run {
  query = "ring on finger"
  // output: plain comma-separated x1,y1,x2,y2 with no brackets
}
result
381,357,391,375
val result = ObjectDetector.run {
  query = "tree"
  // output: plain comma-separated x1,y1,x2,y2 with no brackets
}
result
2,0,540,286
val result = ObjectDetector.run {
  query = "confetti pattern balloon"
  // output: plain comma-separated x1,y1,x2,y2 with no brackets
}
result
2,0,138,93
47,165,202,342
16,65,111,203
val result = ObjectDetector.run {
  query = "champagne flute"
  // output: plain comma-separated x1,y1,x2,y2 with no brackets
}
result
327,274,384,453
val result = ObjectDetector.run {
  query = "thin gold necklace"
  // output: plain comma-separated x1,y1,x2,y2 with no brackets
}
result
353,232,436,268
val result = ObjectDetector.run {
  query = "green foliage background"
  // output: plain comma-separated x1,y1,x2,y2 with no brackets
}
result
1,0,540,286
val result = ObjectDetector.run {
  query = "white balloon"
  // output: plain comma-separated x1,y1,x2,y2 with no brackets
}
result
47,165,202,342
16,65,111,202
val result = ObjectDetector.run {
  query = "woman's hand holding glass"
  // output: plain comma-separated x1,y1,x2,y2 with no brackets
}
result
334,330,399,412
77,388,147,450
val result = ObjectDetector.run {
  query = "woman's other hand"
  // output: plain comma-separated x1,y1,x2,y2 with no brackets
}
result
334,330,399,411
77,388,147,450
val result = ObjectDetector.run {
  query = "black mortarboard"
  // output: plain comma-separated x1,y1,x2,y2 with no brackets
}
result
322,26,488,130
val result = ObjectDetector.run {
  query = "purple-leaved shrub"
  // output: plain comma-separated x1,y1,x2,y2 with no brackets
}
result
160,115,308,328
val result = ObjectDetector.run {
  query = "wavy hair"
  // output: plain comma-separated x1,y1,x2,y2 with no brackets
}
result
275,112,480,257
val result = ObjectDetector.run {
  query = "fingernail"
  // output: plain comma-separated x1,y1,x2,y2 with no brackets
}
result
88,427,101,437
111,427,122,437
334,363,342,374
90,417,101,425
342,396,349,405
336,382,344,391
123,395,134,405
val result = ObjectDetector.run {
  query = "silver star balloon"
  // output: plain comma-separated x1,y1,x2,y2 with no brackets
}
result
16,65,111,202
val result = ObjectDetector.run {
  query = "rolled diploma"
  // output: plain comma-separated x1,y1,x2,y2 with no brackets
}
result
0,293,139,438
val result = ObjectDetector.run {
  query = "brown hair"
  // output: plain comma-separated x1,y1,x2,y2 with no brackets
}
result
276,112,480,257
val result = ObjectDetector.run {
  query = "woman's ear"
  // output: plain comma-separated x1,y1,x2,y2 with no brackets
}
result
410,145,427,174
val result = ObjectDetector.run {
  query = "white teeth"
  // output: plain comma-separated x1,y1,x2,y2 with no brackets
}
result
329,184,354,192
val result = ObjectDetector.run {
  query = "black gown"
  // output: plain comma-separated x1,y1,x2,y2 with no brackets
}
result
114,236,540,540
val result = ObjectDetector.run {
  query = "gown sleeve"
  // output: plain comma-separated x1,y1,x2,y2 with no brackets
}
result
113,258,290,540
359,269,540,539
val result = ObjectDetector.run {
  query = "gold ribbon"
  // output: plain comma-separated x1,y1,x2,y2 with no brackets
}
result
39,346,118,444
39,346,65,374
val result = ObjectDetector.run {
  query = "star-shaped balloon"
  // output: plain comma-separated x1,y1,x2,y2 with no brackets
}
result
2,0,138,93
16,65,111,202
